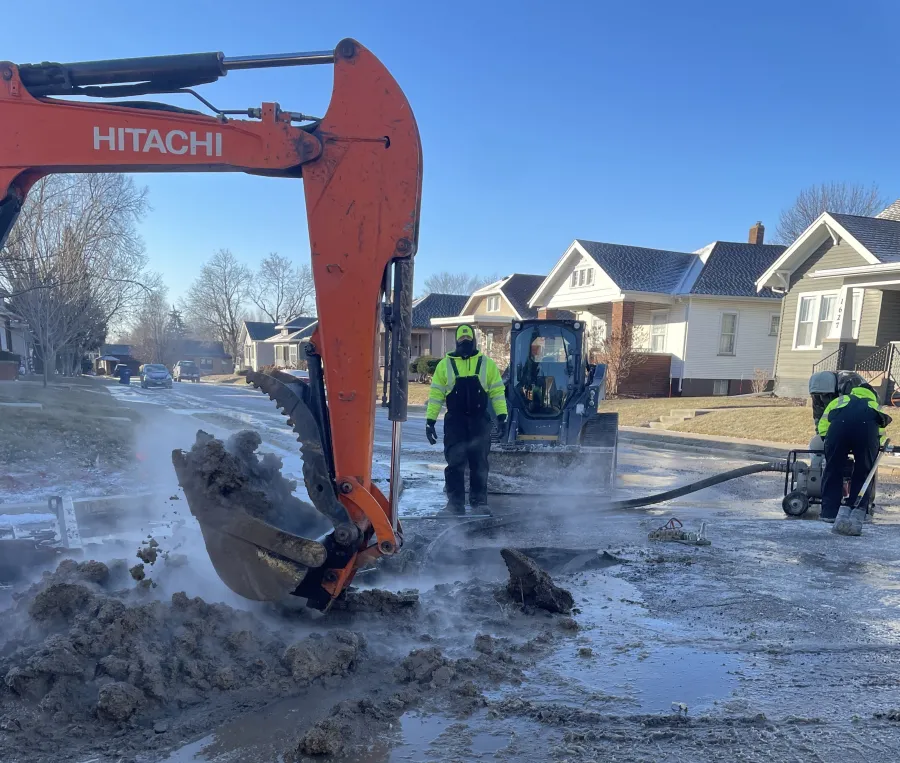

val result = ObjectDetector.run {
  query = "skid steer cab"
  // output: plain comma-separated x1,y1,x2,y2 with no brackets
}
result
489,318,618,491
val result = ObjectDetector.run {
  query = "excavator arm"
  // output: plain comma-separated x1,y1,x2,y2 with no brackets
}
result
0,39,422,609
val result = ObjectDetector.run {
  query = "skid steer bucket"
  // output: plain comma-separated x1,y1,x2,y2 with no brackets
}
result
487,412,618,495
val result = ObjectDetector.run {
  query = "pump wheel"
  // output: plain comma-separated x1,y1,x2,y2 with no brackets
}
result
782,490,810,517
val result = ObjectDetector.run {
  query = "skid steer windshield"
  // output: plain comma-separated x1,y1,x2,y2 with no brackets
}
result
512,325,578,416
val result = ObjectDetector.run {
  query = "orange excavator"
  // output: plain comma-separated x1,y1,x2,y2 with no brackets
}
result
0,40,422,610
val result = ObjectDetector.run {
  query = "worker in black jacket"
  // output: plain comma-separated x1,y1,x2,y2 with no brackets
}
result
817,373,890,535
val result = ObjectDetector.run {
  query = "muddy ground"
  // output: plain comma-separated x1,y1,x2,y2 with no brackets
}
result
6,381,900,762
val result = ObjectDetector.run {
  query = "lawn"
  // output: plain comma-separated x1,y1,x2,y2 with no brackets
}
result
601,395,803,427
669,405,900,445
0,381,141,468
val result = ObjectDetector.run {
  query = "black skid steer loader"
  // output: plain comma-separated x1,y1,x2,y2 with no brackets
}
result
488,318,619,493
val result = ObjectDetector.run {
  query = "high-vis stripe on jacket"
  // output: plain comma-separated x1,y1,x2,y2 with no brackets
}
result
426,351,507,420
817,386,886,442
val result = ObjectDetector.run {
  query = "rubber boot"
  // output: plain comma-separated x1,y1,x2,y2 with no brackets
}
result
831,506,854,535
438,502,465,516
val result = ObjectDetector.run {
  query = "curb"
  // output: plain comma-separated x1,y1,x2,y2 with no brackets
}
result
618,427,900,477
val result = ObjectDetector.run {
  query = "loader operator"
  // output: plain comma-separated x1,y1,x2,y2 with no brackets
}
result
425,325,508,514
817,373,890,536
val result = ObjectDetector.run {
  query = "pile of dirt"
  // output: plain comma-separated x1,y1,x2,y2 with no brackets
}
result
0,558,365,762
501,548,575,614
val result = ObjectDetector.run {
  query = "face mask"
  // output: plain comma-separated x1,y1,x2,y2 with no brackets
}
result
456,339,474,357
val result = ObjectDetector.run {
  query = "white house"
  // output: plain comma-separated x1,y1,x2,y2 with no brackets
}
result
238,315,316,372
529,223,786,396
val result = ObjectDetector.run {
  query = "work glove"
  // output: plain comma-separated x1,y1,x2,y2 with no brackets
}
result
496,414,508,440
425,419,438,445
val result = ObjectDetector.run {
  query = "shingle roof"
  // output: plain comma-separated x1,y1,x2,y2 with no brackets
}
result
101,344,132,357
411,293,468,328
500,274,545,319
576,240,696,294
243,321,276,341
177,339,230,358
279,315,317,330
830,213,900,264
690,242,786,299
265,321,318,343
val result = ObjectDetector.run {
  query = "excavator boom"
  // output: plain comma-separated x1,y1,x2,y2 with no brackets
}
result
0,39,422,608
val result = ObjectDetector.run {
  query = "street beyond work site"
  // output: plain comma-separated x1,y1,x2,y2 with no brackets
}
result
2,379,900,763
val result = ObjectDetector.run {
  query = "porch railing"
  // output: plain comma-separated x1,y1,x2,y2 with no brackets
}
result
812,345,846,374
856,343,896,386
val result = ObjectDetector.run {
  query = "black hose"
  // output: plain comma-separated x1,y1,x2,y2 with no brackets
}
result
423,460,787,562
606,460,786,510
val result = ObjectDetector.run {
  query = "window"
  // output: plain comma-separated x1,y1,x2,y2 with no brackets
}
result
483,332,494,352
486,295,501,312
793,290,863,350
198,357,213,370
650,311,668,353
713,379,729,396
769,314,780,337
289,345,298,367
718,313,737,356
591,316,606,342
569,267,595,288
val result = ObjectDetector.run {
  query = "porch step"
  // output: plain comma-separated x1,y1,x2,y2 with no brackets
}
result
647,408,715,430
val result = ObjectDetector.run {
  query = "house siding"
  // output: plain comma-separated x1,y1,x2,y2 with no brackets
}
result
544,251,620,310
774,239,879,396
468,292,517,317
682,298,780,383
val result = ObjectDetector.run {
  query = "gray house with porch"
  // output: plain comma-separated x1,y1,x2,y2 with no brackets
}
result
756,202,900,399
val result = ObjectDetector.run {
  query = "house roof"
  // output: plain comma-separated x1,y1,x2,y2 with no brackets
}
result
276,315,317,330
828,213,900,264
100,344,133,357
243,321,277,341
411,293,468,328
264,321,318,344
575,240,697,294
689,241,786,299
460,274,546,319
756,208,900,291
177,339,230,358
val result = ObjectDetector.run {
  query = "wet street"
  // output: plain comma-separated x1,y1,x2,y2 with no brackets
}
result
96,379,900,763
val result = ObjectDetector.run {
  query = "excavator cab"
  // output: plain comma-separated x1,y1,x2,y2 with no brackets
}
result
489,319,618,492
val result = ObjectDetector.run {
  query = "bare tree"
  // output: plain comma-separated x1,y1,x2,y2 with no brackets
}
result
0,174,149,385
589,324,647,396
127,287,176,366
776,182,887,244
249,253,315,324
481,328,511,372
751,368,771,394
182,249,251,360
421,271,499,297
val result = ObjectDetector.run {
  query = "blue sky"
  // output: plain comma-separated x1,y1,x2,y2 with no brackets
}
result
5,0,900,299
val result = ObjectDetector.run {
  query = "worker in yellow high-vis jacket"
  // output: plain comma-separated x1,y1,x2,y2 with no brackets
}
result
425,324,507,514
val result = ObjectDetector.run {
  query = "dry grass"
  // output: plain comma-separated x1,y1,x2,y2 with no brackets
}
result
603,395,802,427
670,405,900,445
0,382,140,467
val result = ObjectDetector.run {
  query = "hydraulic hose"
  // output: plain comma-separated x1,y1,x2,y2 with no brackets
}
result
423,460,788,562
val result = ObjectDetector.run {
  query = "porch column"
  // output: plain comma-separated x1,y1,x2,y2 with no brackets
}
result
821,285,857,370
610,301,635,337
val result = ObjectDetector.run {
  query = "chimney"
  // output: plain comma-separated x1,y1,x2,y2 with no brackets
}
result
749,221,764,245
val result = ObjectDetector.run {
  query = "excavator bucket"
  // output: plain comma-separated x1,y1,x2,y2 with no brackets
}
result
172,427,333,601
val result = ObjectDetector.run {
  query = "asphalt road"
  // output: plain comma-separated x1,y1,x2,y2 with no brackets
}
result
113,378,439,450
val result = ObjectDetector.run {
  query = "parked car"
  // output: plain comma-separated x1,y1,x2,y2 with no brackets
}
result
140,363,173,389
173,360,201,382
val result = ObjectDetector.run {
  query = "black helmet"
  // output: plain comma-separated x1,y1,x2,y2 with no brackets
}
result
837,371,865,396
